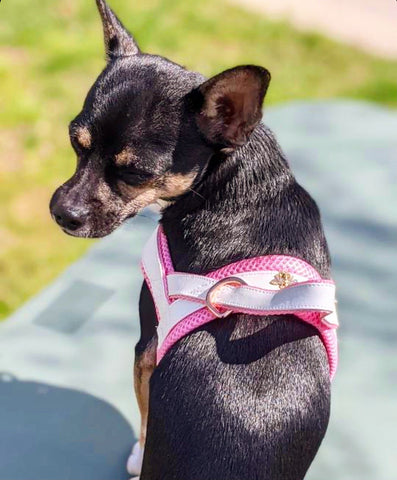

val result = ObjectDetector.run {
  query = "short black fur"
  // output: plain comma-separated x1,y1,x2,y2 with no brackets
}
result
51,2,332,479
140,125,331,480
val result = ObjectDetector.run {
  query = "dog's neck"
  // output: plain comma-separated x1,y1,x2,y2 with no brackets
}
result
161,123,330,277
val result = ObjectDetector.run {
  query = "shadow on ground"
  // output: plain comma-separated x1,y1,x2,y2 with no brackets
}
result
0,373,133,480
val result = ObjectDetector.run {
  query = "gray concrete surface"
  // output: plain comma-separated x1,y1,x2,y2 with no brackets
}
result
1,101,396,480
228,0,397,59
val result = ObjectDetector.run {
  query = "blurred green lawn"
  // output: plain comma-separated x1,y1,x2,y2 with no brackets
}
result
0,0,396,320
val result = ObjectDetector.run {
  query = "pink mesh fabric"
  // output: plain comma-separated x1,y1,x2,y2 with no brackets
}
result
158,228,175,275
146,227,338,379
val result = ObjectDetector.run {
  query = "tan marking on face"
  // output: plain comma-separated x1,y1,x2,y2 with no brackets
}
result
75,172,197,237
95,178,115,205
117,179,151,200
117,172,196,206
76,127,92,149
161,172,197,198
115,148,138,167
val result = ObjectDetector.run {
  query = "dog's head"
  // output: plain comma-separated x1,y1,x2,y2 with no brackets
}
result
50,0,270,238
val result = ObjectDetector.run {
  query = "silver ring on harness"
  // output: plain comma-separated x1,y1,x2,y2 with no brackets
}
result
205,276,248,318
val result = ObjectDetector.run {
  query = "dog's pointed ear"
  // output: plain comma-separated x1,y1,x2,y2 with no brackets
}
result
96,0,140,60
194,65,270,148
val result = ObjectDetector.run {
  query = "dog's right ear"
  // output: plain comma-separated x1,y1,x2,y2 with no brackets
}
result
96,0,140,60
192,65,270,148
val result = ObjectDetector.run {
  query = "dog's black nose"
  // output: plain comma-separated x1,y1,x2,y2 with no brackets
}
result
52,205,88,231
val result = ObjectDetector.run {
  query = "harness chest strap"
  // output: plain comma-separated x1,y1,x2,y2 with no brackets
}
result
141,226,339,379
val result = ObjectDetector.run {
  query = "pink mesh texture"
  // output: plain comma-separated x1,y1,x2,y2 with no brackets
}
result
151,227,338,379
158,228,175,275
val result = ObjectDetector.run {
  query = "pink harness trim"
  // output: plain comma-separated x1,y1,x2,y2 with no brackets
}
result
141,226,338,379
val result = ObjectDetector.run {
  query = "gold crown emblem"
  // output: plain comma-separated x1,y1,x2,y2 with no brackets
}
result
270,271,296,289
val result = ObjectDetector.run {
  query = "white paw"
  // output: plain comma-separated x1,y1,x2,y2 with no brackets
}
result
127,441,144,476
129,477,140,480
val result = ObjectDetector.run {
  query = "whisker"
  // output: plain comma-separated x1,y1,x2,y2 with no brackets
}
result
189,188,206,200
136,212,156,222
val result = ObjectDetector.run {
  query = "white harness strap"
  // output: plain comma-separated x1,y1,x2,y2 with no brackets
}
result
167,273,336,314
141,228,207,345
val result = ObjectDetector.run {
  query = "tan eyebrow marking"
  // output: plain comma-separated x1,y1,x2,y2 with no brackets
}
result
115,148,137,166
75,127,92,149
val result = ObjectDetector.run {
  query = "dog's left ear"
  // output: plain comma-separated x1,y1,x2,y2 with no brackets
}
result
194,65,270,148
96,0,140,60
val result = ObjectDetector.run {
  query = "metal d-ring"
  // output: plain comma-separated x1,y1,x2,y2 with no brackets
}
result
205,276,247,318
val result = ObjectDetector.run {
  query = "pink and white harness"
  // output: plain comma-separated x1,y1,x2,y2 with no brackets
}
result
141,226,339,379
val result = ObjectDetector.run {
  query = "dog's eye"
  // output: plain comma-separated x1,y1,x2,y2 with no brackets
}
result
117,167,153,185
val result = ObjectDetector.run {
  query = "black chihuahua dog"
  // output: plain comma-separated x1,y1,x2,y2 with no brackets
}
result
50,1,331,479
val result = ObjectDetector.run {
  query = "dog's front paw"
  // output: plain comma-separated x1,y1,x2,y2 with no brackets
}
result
127,441,144,476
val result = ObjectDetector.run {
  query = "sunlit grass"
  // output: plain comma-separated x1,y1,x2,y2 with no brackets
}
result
0,0,396,319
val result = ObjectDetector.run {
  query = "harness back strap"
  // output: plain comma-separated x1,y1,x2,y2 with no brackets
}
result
141,226,338,379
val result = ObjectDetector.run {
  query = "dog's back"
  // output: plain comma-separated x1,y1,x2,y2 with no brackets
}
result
140,124,331,480
144,317,329,480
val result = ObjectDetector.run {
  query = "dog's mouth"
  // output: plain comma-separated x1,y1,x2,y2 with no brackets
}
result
52,210,137,239
58,223,118,239
60,226,97,239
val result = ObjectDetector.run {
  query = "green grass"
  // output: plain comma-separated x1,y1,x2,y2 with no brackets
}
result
0,0,396,319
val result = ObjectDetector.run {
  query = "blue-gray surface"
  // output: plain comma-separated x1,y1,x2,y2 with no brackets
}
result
1,101,396,480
